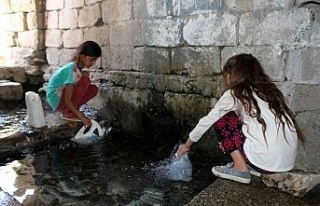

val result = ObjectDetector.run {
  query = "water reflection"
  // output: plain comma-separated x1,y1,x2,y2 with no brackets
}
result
0,155,36,203
0,136,212,206
0,104,213,205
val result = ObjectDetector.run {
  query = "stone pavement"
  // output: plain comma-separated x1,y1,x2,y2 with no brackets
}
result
187,176,320,206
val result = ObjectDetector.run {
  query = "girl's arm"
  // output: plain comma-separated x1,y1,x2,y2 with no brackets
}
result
177,138,194,158
64,84,92,127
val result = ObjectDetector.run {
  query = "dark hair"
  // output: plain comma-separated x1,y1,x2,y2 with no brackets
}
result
223,53,305,143
77,41,101,57
72,41,102,68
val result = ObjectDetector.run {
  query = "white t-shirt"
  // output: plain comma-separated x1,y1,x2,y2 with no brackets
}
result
189,89,298,172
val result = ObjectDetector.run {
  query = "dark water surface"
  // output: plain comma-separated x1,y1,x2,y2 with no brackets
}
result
0,105,214,206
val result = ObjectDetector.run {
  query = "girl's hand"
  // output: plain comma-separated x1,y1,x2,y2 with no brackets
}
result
177,144,190,159
81,116,92,128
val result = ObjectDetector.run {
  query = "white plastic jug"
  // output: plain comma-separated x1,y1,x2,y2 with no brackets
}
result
74,119,103,140
25,91,46,128
168,153,193,182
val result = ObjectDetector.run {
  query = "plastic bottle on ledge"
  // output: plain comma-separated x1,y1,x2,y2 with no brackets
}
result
25,91,46,128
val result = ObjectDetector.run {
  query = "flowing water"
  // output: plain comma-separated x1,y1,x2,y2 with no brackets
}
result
0,105,214,206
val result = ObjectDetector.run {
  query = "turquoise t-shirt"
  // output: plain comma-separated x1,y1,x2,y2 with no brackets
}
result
46,62,82,110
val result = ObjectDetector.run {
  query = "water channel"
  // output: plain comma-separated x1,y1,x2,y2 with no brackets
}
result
0,104,215,206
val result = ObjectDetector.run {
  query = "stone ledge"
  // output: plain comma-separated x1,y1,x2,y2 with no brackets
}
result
262,171,320,197
0,80,23,101
186,176,320,206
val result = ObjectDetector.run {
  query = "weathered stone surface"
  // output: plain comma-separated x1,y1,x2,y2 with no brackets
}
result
102,0,132,24
27,11,45,30
45,29,63,48
58,8,78,29
46,11,59,29
253,0,293,10
143,18,182,47
45,0,63,11
78,4,101,28
1,13,27,32
18,30,45,50
0,81,23,101
62,29,84,48
294,110,320,173
0,0,12,14
0,66,26,83
171,47,221,76
0,116,82,156
262,171,320,197
186,177,320,206
222,46,285,81
133,47,170,73
239,9,312,45
173,0,224,16
286,47,320,83
183,13,237,46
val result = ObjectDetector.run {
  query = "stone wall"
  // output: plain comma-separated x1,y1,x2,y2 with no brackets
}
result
0,0,320,173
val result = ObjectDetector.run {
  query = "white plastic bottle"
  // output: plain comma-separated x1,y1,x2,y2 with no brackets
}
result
25,91,46,128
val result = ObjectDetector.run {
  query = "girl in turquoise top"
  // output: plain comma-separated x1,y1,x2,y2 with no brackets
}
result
46,41,102,128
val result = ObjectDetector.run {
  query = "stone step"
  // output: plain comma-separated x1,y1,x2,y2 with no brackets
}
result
0,80,23,101
0,65,43,84
0,65,26,83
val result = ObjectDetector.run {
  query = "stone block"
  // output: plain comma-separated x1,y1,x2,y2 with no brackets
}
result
100,87,151,134
18,30,45,50
0,0,12,14
86,0,102,5
143,18,182,47
109,20,143,46
46,0,63,11
290,84,320,111
222,46,285,81
286,47,320,83
164,92,211,123
239,9,312,45
46,11,59,29
295,110,320,173
0,81,23,101
107,46,133,70
78,4,101,28
225,0,253,12
62,29,84,48
59,9,78,29
173,0,224,16
183,13,237,46
45,29,63,48
58,48,76,66
27,12,45,30
171,47,221,77
0,66,26,83
133,47,170,74
102,0,132,24
10,0,39,12
84,25,110,47
0,32,16,47
65,0,84,9
253,0,293,10
262,171,320,197
1,13,27,32
6,47,44,65
46,48,60,65
101,46,111,69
